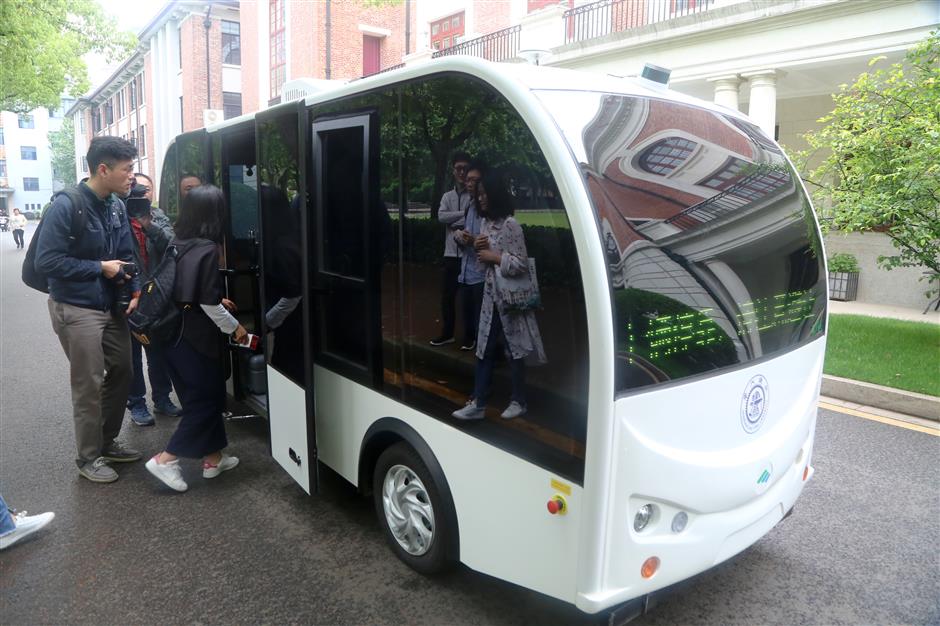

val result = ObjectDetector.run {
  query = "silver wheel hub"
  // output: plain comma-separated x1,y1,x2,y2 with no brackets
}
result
382,464,434,556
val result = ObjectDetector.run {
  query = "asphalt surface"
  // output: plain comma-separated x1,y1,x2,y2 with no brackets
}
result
1,223,938,625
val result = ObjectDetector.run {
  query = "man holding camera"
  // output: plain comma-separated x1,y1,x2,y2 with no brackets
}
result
35,136,142,484
124,174,182,425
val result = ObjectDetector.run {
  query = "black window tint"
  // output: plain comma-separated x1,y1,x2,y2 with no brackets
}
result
159,142,178,220
536,91,826,394
258,110,305,387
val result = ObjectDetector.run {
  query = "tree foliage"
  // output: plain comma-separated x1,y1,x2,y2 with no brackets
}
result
799,30,940,289
49,116,76,186
0,0,135,113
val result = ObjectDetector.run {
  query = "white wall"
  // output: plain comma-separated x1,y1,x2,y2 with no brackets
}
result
2,109,56,212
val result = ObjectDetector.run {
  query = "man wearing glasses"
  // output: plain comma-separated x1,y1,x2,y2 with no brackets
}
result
430,152,473,347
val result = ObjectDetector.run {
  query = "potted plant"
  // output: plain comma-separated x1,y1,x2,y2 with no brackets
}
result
827,252,860,301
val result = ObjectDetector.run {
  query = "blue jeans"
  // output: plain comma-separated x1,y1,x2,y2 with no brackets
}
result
0,494,15,536
473,305,526,407
129,336,173,406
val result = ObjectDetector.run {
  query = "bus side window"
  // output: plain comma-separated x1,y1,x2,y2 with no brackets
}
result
159,142,179,222
398,76,590,483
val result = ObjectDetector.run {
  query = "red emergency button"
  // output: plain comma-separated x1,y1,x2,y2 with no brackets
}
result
547,495,567,515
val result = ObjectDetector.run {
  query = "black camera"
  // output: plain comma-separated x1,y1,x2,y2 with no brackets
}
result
115,262,140,310
126,182,151,219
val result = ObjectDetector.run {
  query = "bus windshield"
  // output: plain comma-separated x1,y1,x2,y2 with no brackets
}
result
536,90,826,393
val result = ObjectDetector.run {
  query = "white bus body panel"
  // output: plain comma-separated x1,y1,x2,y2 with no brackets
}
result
268,367,311,494
577,337,824,612
315,365,583,603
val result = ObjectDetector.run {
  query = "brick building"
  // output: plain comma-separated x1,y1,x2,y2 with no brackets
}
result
67,0,242,195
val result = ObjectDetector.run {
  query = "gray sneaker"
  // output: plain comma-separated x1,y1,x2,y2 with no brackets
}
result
101,441,142,463
78,457,118,483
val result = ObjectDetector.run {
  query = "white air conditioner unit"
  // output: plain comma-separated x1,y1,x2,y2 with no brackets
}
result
203,109,224,126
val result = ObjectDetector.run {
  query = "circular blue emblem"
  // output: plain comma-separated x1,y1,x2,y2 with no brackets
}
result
741,375,769,433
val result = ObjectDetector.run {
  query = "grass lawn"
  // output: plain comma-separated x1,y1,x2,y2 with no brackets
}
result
825,314,940,396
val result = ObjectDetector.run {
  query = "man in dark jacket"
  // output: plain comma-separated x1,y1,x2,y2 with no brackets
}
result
36,136,142,484
124,175,182,425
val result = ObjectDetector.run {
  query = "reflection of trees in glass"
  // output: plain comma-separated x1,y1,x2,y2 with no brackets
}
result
178,135,205,181
400,77,553,218
160,143,179,221
259,117,299,199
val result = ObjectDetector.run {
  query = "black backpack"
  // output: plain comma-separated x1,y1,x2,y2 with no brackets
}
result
22,186,86,293
127,244,194,347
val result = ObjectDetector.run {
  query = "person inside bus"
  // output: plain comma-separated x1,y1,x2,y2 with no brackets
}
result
452,171,546,421
430,152,473,347
453,161,487,352
180,174,202,199
145,185,249,493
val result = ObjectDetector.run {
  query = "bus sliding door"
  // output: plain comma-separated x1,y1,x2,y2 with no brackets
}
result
258,103,316,494
310,112,383,389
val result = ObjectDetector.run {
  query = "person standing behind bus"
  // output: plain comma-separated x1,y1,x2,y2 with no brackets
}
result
453,161,486,352
145,185,248,493
430,152,473,347
10,208,27,249
452,171,546,421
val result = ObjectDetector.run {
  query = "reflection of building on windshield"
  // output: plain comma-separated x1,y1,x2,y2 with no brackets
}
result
581,95,812,363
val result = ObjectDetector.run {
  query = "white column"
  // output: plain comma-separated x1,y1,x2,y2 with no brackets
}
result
706,74,741,111
743,69,781,136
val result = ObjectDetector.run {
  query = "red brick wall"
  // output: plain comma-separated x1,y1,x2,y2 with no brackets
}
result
309,1,411,80
290,1,319,81
473,0,512,36
241,1,260,114
179,14,225,131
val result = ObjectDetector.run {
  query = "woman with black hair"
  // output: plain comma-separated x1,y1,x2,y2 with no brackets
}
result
145,185,248,492
452,171,546,421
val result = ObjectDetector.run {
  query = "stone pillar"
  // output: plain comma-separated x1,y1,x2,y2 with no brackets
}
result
707,75,741,111
743,69,781,136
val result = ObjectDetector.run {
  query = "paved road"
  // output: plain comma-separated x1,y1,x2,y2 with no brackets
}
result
1,224,938,625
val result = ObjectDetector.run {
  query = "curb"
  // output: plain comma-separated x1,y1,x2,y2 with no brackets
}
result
821,374,940,422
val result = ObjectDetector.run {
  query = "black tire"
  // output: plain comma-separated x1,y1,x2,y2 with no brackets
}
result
372,441,456,575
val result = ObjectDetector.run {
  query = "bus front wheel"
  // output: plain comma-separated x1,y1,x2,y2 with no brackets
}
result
373,442,455,575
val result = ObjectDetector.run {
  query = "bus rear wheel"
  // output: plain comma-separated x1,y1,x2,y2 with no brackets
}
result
373,442,455,575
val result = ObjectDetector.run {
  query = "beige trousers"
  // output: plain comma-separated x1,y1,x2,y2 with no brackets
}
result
48,299,132,463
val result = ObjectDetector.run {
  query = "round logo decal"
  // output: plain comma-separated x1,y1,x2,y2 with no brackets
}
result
741,375,769,433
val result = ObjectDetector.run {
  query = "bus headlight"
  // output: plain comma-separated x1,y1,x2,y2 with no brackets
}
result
634,504,654,532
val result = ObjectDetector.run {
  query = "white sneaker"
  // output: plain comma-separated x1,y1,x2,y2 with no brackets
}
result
203,454,239,479
0,511,55,550
501,401,527,419
145,456,188,492
452,400,486,420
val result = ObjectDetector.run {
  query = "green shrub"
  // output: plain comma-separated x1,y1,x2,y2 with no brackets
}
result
827,252,860,273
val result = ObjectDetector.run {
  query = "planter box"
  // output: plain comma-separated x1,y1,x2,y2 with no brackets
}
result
829,271,859,301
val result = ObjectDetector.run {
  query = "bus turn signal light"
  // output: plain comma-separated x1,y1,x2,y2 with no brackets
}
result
641,557,660,579
803,466,809,481
547,495,567,515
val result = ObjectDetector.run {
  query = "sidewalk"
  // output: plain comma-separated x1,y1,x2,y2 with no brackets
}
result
824,299,940,423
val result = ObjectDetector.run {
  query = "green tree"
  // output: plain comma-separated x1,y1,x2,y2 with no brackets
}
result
799,31,940,293
49,116,76,186
0,0,135,113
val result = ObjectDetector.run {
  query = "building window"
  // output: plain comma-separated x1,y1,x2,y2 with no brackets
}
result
637,137,697,175
269,0,286,99
222,20,241,65
0,160,6,177
178,27,183,69
116,89,125,119
130,130,136,147
0,128,4,145
223,92,242,119
81,156,89,172
20,146,37,160
139,125,147,156
430,12,464,50
23,177,39,191
130,80,137,109
728,169,790,201
78,113,85,133
18,114,34,129
105,101,114,125
138,73,145,104
91,107,100,132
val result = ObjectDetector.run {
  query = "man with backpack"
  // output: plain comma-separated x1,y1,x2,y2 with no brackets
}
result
34,136,142,484
124,175,182,426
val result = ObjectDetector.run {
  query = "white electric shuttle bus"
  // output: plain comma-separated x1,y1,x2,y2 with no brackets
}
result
159,58,827,620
